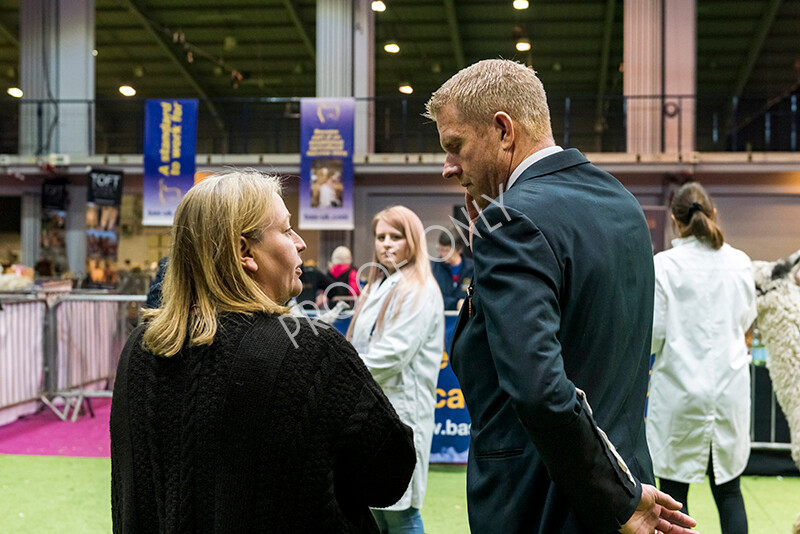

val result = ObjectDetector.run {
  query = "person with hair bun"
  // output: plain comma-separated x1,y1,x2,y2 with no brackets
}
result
347,205,444,534
649,181,757,534
110,170,415,533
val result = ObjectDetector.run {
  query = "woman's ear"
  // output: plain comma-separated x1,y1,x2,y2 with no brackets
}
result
240,236,259,274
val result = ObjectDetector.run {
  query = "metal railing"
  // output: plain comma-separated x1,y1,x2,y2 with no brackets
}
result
0,294,795,457
750,362,792,452
1,92,798,156
0,291,145,423
0,294,46,414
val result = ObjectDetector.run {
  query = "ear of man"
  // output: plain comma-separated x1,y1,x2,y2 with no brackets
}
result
493,111,515,150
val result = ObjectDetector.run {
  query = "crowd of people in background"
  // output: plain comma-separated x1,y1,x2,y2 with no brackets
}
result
4,58,796,534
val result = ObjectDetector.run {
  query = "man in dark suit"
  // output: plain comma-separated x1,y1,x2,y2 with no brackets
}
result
424,59,697,533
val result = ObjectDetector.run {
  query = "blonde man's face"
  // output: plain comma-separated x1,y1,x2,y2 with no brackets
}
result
436,104,508,210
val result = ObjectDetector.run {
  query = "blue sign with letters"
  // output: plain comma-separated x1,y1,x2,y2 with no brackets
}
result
330,312,470,463
143,99,198,226
430,312,471,463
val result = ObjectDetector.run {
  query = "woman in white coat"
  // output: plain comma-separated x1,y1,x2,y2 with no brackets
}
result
347,205,444,534
649,182,756,534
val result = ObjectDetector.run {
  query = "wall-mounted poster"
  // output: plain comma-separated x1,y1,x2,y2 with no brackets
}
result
84,169,124,288
299,98,354,230
142,99,198,226
39,179,68,276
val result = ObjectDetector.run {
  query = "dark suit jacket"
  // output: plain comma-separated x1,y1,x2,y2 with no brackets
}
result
451,149,655,534
431,255,474,310
145,257,168,309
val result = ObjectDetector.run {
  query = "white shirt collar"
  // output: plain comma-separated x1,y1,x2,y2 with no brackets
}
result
671,236,699,248
505,145,564,190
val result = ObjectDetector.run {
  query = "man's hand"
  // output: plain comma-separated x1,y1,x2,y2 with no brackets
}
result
465,191,480,222
620,484,698,534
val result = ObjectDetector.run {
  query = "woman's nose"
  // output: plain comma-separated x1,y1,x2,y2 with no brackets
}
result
293,231,307,252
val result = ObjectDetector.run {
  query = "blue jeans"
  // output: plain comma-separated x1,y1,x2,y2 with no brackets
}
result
371,507,424,534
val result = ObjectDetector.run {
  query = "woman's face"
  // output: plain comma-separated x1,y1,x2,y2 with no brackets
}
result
374,218,410,274
243,193,307,304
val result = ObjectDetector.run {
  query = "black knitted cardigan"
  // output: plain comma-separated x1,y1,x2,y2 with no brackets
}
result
110,312,416,533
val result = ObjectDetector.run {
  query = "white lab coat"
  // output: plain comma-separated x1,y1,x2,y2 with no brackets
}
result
648,237,757,484
350,270,444,510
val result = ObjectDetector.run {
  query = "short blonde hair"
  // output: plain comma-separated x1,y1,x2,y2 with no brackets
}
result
424,59,552,143
142,170,288,357
330,246,352,265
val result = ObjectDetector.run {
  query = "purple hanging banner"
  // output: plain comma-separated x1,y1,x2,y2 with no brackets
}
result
299,98,354,230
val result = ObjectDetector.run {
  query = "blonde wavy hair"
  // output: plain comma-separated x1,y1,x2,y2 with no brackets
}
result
347,205,433,340
424,58,553,144
142,170,288,357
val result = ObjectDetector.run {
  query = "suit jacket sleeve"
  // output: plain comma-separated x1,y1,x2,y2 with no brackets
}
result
473,205,641,531
145,257,168,309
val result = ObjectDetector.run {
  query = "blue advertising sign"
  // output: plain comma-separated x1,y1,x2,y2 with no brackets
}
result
329,311,470,463
430,312,471,463
299,98,354,230
142,99,198,226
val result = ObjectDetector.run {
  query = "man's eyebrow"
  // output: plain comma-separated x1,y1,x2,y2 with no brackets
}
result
441,137,460,150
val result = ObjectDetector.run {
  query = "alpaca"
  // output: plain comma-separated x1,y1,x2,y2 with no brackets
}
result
751,249,800,534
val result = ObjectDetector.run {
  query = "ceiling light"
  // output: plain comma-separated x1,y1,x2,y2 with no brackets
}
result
119,85,136,97
513,0,529,9
92,49,98,57
7,87,22,98
398,83,413,94
371,1,386,12
384,42,400,53
516,38,531,52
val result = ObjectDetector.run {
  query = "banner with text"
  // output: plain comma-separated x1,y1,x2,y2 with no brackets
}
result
299,98,354,230
430,312,471,463
85,168,124,288
143,99,198,226
329,312,470,463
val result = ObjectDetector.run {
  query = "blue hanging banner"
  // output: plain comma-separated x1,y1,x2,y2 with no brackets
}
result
299,98,354,230
142,99,198,226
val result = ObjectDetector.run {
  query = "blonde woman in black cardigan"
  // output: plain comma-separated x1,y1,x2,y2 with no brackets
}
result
110,170,415,534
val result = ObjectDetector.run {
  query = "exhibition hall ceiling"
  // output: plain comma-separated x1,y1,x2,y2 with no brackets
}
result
0,0,797,105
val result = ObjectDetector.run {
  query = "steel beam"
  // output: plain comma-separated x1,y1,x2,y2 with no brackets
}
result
0,18,19,48
280,0,316,62
731,0,783,100
121,0,228,149
443,0,465,70
594,0,616,135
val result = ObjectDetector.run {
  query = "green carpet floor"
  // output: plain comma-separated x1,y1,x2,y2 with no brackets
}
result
1,454,797,533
